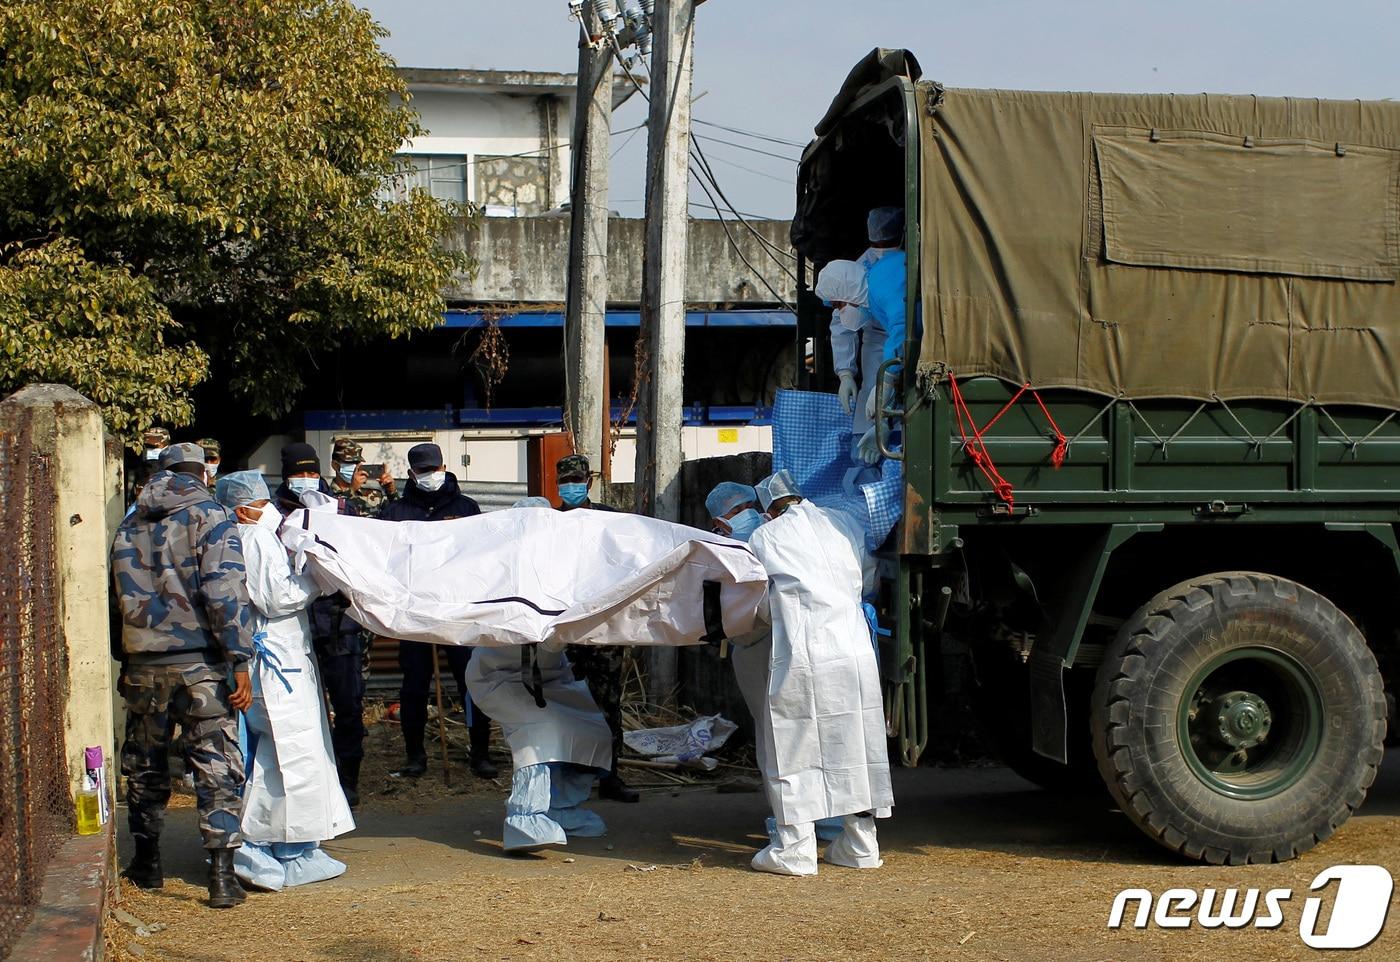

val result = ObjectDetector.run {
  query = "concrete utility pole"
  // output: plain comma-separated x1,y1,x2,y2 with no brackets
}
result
635,0,695,702
563,6,614,473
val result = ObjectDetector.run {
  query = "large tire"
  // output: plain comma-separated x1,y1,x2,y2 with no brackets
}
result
1091,572,1387,864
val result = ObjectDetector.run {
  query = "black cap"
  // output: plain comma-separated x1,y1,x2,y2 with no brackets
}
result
408,443,444,473
281,442,320,478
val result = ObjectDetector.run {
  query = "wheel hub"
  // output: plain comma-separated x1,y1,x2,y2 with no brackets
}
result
1204,689,1273,751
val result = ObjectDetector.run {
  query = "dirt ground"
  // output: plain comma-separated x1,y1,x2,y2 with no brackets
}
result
107,716,1400,962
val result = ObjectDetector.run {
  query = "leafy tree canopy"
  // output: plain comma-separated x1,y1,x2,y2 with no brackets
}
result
0,0,471,442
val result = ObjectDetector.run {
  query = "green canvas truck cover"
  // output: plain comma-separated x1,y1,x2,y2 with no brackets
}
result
915,82,1400,408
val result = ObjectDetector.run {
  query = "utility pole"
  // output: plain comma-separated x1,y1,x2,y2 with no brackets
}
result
635,0,695,703
563,5,614,474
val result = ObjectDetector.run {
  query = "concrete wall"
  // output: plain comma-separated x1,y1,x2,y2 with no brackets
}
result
0,386,116,797
444,215,798,306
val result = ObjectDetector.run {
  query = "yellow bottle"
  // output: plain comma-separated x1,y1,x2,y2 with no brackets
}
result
76,778,102,836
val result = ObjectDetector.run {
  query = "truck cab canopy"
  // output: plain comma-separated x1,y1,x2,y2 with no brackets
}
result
797,49,1400,410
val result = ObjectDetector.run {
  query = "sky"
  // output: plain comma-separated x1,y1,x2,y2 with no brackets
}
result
360,0,1400,220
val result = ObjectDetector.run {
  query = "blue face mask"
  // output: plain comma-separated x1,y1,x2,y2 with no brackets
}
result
559,481,589,506
724,508,764,542
287,477,319,495
337,463,356,483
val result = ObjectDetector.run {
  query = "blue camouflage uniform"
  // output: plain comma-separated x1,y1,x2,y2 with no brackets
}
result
111,470,255,850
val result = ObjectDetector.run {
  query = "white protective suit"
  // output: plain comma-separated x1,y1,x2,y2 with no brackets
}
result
466,645,611,850
235,517,354,887
819,250,891,446
747,500,893,874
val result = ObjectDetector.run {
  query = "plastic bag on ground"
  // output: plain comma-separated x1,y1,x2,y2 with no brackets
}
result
622,714,739,771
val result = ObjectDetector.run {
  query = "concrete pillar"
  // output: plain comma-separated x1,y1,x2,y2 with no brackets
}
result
0,385,116,796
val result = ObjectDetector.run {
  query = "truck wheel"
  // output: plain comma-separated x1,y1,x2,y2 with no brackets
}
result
1091,572,1386,864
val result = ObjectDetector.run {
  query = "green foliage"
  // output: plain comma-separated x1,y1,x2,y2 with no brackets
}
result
0,0,473,443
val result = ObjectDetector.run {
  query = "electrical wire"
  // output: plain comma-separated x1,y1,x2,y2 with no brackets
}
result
688,166,796,312
691,133,799,164
689,137,798,264
694,146,793,184
692,118,806,150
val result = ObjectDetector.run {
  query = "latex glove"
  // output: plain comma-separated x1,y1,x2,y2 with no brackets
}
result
866,370,900,420
837,371,858,415
857,423,887,465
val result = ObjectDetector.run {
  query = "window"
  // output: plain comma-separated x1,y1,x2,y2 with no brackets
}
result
386,154,468,204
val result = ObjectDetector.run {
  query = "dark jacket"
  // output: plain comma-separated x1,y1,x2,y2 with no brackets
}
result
557,499,617,512
273,477,360,518
378,473,481,523
110,471,254,667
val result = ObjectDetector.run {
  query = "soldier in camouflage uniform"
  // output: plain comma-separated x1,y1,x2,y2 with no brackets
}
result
111,442,255,909
555,453,639,803
328,436,398,517
196,437,222,482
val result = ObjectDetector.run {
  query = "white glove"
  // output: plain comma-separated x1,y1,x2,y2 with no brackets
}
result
866,370,899,420
857,424,886,465
837,371,858,415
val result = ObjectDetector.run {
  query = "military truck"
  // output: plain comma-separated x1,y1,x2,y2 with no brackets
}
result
791,49,1400,864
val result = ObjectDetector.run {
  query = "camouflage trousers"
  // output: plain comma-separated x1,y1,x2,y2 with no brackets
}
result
120,663,245,850
567,645,628,767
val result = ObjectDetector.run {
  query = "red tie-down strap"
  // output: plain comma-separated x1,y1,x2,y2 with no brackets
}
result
946,373,1069,506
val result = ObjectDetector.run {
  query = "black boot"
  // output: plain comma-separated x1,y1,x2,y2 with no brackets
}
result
469,718,497,778
122,837,163,889
599,772,639,803
338,757,361,808
395,753,428,778
207,848,246,909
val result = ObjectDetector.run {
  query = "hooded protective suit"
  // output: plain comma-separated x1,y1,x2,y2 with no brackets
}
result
815,258,889,445
746,500,893,873
234,510,354,887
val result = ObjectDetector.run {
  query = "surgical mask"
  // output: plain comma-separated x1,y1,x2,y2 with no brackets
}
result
255,504,282,531
414,470,446,493
724,508,764,542
205,463,218,480
337,463,356,483
559,481,589,506
144,448,160,461
834,304,871,333
287,477,319,496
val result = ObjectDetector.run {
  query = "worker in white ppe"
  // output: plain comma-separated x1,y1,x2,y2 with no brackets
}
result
746,474,893,876
214,471,354,891
814,207,905,455
705,481,764,541
462,496,614,852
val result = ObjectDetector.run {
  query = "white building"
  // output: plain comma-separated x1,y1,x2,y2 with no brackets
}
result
390,67,637,216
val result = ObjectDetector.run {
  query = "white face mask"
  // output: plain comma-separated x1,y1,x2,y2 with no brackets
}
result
144,448,161,461
255,504,282,531
414,470,446,493
834,304,871,333
205,463,218,479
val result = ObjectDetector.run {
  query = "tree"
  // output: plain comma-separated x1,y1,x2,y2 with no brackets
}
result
0,0,471,442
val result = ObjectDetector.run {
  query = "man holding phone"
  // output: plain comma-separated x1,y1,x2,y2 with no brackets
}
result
329,437,397,517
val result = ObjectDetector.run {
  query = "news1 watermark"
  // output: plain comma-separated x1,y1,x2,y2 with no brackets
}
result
1108,865,1394,950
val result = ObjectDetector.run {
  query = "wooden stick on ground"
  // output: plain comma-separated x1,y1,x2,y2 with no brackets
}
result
432,647,452,787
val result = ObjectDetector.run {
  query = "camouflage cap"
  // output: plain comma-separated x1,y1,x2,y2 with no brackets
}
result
158,442,205,470
196,438,221,458
556,453,591,480
331,436,364,463
142,426,171,448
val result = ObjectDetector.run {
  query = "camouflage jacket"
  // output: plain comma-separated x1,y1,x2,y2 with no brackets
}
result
330,478,395,518
110,471,255,667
